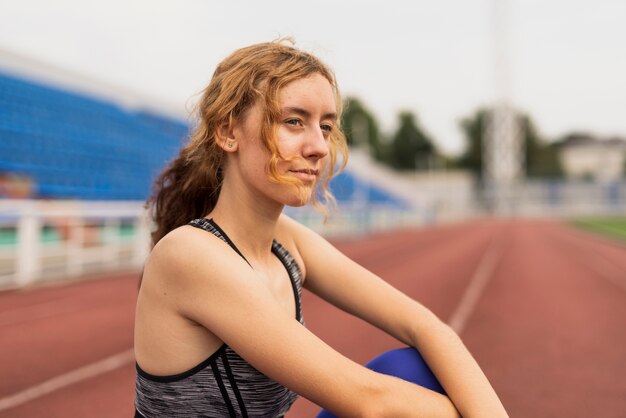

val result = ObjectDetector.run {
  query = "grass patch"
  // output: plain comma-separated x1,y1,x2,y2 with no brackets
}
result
570,216,626,243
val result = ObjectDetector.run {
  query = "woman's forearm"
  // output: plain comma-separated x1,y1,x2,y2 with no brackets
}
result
412,316,509,418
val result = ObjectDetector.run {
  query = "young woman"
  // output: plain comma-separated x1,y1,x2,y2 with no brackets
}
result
134,40,508,418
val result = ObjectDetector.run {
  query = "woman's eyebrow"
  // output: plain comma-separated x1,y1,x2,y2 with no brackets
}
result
282,106,337,121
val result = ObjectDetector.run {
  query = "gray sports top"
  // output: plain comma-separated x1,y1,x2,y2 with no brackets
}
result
135,218,304,418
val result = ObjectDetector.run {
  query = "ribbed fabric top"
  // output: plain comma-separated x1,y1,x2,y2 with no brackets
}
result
135,218,304,418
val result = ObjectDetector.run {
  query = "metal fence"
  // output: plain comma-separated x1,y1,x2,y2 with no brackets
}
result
0,199,151,289
479,180,626,217
1,180,624,289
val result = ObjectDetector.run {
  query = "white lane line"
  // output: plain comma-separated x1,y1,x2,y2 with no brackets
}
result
0,349,134,412
448,236,505,335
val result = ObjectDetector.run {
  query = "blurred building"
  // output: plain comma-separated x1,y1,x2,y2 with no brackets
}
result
555,134,626,182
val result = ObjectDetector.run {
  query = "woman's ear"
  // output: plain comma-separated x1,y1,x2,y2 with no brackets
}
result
216,120,238,152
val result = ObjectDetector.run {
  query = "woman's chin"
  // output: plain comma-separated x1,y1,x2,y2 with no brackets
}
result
285,200,308,208
272,182,316,208
283,188,313,207
284,195,311,208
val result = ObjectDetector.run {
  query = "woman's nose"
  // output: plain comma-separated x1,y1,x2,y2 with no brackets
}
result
304,127,330,160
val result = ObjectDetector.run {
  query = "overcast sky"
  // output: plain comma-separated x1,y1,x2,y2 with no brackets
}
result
1,0,624,155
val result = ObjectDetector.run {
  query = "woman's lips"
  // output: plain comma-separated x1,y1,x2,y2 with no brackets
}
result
289,168,318,182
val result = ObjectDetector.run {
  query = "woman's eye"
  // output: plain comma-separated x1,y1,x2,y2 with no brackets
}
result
285,119,302,127
321,124,333,134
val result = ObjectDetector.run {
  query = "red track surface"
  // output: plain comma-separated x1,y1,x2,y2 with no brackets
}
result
0,219,625,417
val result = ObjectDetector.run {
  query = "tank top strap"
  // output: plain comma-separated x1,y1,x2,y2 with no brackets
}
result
271,240,304,324
188,218,251,266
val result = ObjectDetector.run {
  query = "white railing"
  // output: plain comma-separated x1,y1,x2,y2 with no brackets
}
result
0,199,151,289
479,180,626,218
0,199,437,289
285,202,465,237
1,182,623,289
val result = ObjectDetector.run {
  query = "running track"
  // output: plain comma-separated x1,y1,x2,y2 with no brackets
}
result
0,219,625,417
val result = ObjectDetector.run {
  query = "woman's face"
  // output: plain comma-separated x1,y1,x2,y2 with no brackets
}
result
231,73,336,207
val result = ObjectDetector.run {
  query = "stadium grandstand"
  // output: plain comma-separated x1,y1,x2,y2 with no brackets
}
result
0,48,416,289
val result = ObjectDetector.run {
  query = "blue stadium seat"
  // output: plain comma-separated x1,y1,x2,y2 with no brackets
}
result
0,71,407,207
0,72,187,200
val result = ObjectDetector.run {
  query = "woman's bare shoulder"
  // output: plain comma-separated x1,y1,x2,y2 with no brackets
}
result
276,213,317,241
276,214,336,255
152,223,217,251
143,224,234,289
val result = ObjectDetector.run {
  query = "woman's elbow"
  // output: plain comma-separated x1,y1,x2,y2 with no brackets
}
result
352,382,402,418
354,396,388,418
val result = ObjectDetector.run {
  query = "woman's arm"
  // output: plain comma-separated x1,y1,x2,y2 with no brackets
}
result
284,216,509,418
150,225,460,418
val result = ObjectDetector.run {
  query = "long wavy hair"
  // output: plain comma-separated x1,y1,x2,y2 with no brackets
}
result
147,40,348,246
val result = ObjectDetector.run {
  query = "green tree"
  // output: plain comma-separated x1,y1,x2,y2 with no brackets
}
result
389,111,437,171
520,115,563,178
341,97,386,162
456,108,488,178
456,108,563,180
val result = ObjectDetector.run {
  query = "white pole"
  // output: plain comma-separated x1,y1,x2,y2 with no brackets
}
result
133,210,151,269
484,0,523,215
16,201,41,286
353,114,370,233
66,217,84,277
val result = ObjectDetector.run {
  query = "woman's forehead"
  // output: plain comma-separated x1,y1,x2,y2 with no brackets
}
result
278,74,336,115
